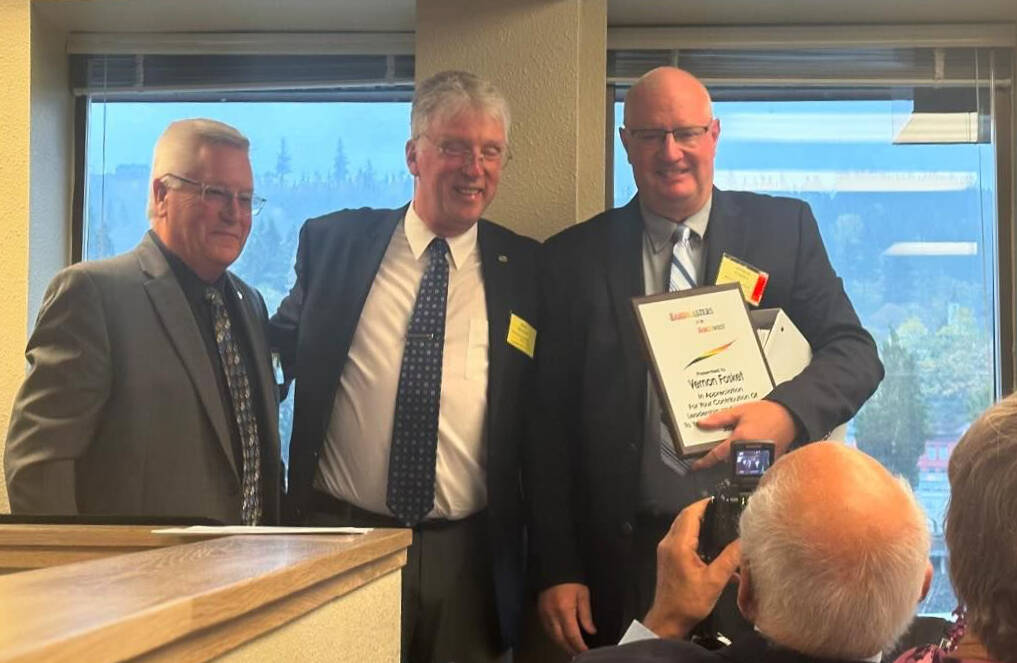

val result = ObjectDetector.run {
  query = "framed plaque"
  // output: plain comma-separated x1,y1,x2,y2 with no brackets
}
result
632,283,775,457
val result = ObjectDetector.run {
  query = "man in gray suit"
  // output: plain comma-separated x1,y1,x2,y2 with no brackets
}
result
4,118,280,524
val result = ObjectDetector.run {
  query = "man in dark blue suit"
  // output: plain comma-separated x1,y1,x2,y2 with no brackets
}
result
270,71,538,662
528,67,884,656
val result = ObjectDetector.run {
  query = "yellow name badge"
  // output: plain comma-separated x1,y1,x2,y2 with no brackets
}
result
715,253,769,306
507,313,537,359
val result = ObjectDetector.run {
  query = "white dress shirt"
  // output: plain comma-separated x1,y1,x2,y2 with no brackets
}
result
314,203,490,519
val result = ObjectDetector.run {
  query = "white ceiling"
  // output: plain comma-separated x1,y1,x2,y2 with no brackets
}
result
31,0,1017,33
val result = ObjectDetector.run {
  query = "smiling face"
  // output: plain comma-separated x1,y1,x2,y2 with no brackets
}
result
405,104,506,237
152,142,254,282
621,68,719,221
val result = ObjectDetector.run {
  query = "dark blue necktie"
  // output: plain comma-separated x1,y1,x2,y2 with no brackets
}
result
387,238,450,525
205,287,262,525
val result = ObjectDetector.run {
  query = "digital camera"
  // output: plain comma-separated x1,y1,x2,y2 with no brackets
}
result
697,440,775,562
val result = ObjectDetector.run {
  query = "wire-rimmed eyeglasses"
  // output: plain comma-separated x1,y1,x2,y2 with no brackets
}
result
162,173,266,216
624,123,714,148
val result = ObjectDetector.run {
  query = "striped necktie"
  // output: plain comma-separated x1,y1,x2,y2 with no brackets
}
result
661,224,698,475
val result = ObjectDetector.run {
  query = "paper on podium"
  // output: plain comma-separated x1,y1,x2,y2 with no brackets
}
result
750,308,848,441
152,525,373,536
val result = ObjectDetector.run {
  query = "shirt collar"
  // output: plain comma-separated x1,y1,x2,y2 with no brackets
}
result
148,229,227,292
640,195,712,254
405,202,478,270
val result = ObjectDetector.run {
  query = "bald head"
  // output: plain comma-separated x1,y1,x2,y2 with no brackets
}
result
774,443,916,561
624,67,713,128
620,67,719,221
739,442,931,659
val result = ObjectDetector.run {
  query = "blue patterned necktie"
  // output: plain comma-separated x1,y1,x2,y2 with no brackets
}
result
661,224,698,475
205,287,262,526
387,238,450,526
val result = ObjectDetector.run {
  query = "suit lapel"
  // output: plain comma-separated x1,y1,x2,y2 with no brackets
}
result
313,206,404,396
135,235,238,480
704,189,748,286
605,197,648,423
477,220,511,447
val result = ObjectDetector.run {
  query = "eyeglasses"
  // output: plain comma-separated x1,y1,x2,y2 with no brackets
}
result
162,173,266,216
420,135,512,169
624,123,714,148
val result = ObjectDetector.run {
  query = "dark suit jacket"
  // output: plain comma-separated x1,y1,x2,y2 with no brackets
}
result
575,631,878,663
4,233,281,524
526,190,883,643
269,204,540,646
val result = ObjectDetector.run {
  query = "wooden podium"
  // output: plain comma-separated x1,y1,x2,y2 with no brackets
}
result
0,525,411,662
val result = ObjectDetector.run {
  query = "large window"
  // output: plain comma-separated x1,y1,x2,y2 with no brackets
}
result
84,99,414,461
612,50,1010,613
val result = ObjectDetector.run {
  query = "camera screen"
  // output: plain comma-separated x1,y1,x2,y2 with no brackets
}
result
734,448,772,477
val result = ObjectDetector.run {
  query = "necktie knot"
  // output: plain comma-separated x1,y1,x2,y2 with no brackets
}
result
673,224,695,246
204,287,225,308
428,237,450,263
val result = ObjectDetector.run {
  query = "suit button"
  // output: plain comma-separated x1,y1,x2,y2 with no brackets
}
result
621,521,634,536
627,442,637,453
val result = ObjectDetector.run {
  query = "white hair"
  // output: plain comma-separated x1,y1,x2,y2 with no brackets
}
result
739,459,931,659
146,118,250,220
411,70,510,140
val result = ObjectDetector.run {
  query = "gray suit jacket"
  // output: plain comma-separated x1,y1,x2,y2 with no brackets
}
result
4,233,280,524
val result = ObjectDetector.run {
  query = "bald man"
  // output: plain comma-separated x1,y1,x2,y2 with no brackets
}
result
575,442,933,662
525,67,883,654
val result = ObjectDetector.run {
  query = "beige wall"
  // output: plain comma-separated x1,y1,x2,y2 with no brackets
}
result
416,0,607,241
29,9,72,328
0,0,31,513
0,4,71,513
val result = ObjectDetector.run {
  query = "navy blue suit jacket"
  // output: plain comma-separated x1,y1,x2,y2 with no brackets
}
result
269,204,539,646
526,190,884,643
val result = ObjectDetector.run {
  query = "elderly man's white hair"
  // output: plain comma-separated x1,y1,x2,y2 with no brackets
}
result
739,442,931,659
410,70,511,140
146,118,250,221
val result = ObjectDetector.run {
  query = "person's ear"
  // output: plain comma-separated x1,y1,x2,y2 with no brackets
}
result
919,561,933,602
152,178,170,214
619,127,634,165
736,561,757,623
406,138,420,177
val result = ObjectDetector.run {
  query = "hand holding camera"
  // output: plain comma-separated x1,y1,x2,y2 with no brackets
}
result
644,498,742,641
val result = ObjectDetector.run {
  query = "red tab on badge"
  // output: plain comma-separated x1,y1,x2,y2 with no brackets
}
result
716,253,769,306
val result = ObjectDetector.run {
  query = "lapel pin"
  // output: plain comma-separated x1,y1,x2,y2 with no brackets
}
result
498,254,509,263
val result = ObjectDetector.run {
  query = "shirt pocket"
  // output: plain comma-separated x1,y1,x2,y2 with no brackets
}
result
466,318,489,381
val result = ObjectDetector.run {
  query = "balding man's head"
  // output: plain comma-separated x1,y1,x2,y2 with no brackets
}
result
738,442,931,659
620,67,719,221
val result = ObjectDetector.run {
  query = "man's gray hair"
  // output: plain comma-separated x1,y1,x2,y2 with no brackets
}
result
410,70,510,140
739,458,931,659
146,118,250,220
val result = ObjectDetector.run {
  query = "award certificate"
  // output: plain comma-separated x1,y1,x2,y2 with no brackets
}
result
632,283,775,456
